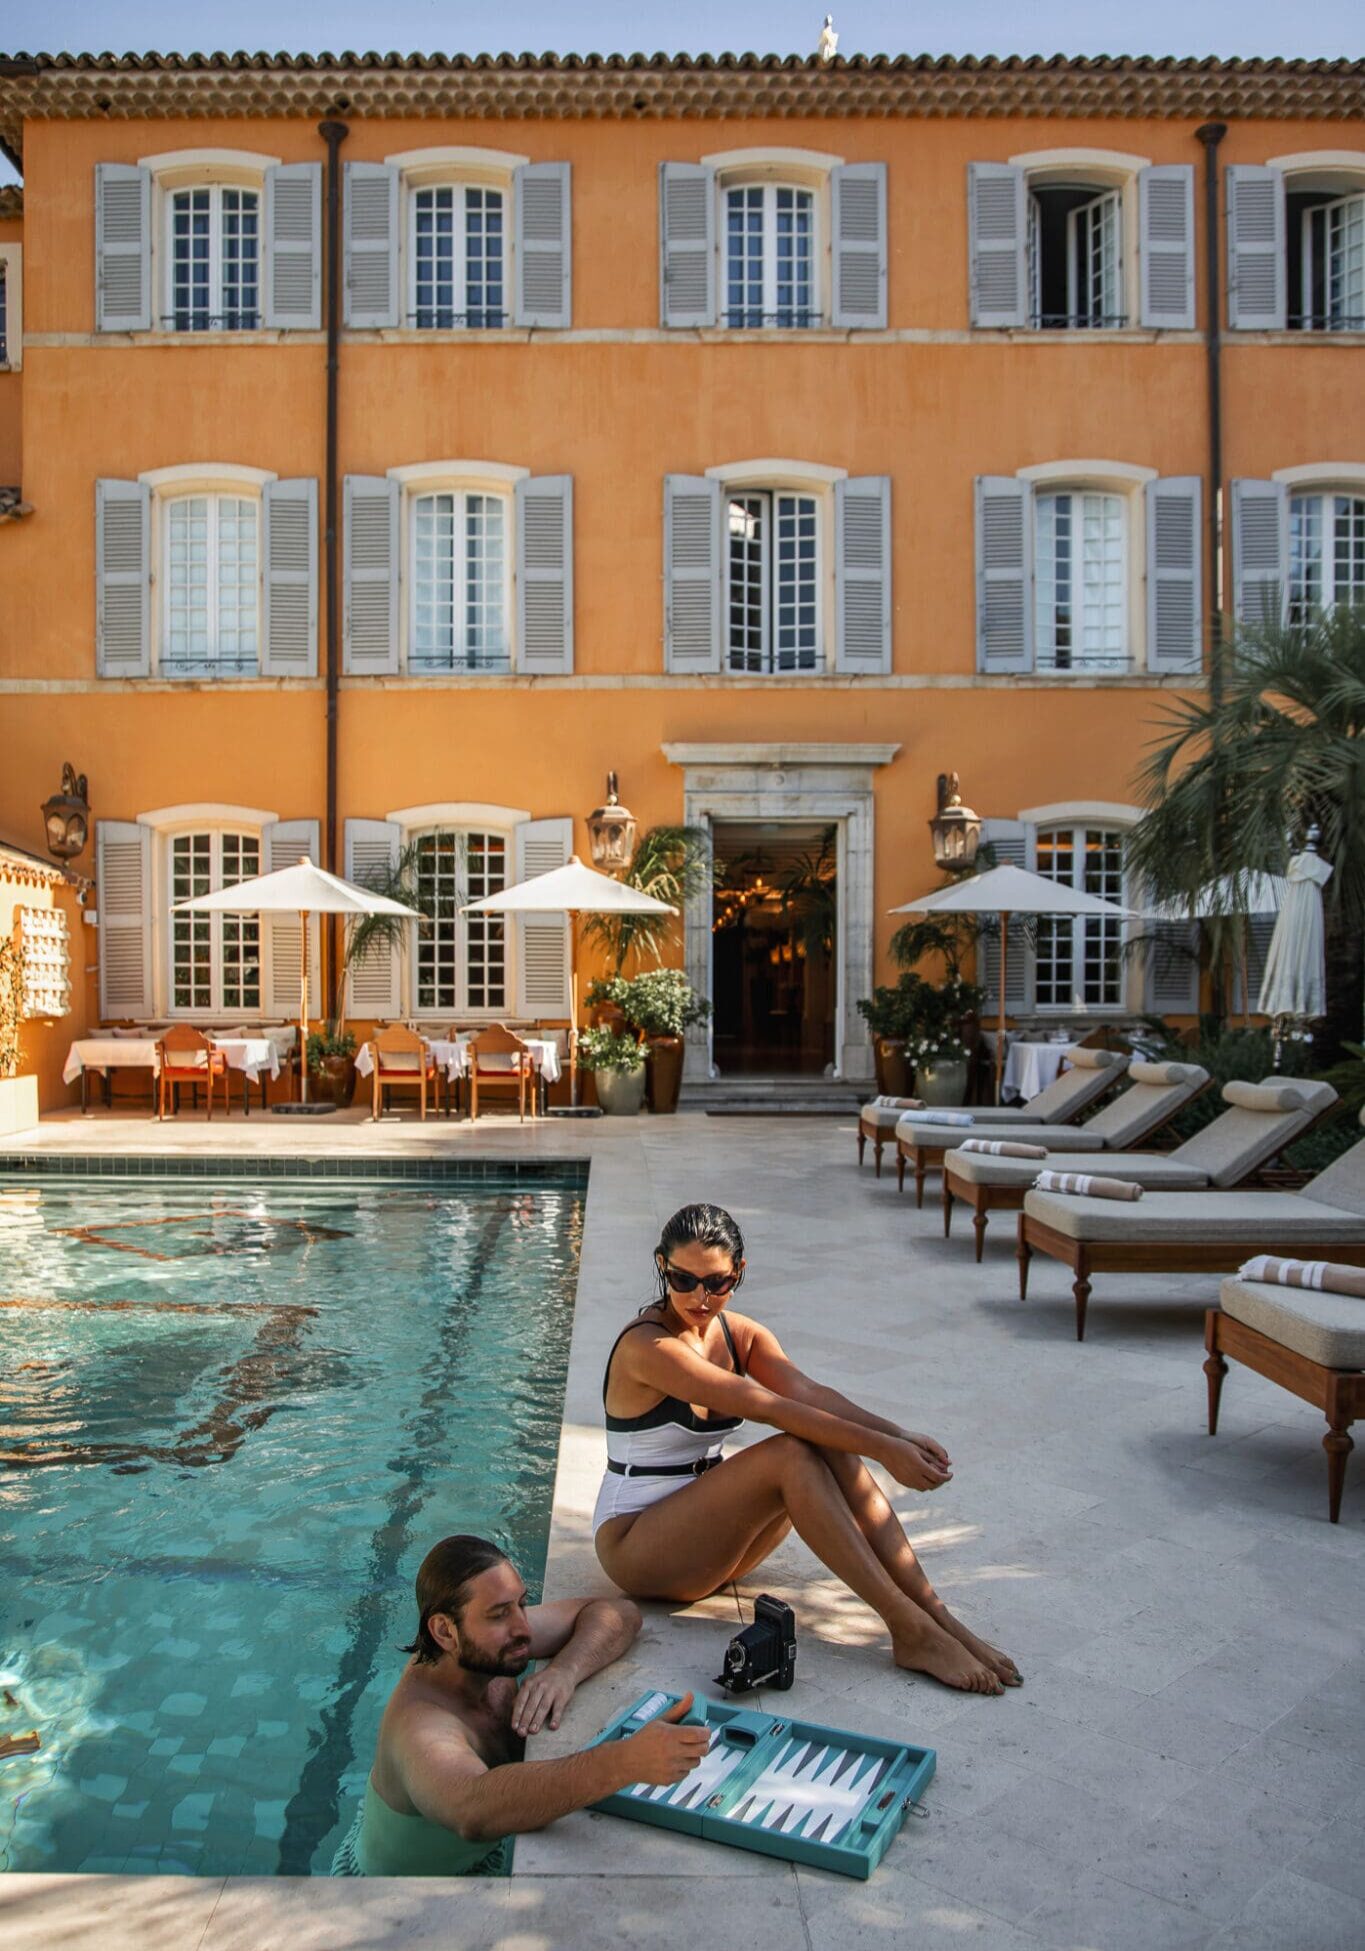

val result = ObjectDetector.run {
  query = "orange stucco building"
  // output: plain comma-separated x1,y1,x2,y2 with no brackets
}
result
0,51,1362,1107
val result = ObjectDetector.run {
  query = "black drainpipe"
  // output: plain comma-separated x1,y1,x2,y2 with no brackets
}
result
318,118,348,1019
1196,122,1228,709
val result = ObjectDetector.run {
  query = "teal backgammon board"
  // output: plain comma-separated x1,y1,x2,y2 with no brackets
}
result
588,1690,936,1880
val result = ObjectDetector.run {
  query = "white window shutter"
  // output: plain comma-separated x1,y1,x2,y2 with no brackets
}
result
264,163,322,330
1231,479,1288,627
1233,914,1277,1014
515,476,573,674
1226,166,1285,331
515,817,574,1018
830,163,887,329
96,479,151,677
343,476,400,674
262,479,318,677
96,820,152,1019
1147,920,1201,1014
968,163,1027,327
1139,165,1195,330
977,819,1032,1012
975,476,1033,672
95,163,151,332
1146,476,1202,672
659,163,716,328
664,475,722,672
835,477,891,672
343,163,400,329
263,820,321,1017
514,163,571,328
344,819,404,1019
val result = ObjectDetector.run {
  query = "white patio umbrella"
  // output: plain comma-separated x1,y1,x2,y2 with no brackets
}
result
1257,838,1334,1028
1145,871,1289,1027
464,855,675,1108
890,863,1134,1103
176,859,421,1107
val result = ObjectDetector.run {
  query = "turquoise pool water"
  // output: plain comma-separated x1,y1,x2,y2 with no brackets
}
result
0,1169,583,1876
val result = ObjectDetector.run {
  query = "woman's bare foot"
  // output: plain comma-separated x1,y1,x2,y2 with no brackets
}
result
932,1610,1022,1687
892,1614,1004,1695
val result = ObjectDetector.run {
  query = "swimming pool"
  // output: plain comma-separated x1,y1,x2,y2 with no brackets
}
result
0,1164,584,1876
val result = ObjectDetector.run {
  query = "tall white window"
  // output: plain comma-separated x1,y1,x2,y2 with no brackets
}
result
1289,491,1365,624
1035,826,1125,1010
410,491,509,671
1028,184,1124,328
1034,491,1128,671
726,491,821,673
167,185,260,331
170,830,261,1013
163,494,260,675
725,184,817,328
410,184,506,328
412,830,508,1014
1290,190,1365,331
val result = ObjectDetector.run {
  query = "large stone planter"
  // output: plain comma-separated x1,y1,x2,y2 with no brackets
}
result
320,1055,358,1109
0,1074,39,1137
915,1058,969,1106
594,1066,646,1116
645,1035,685,1114
873,1036,909,1097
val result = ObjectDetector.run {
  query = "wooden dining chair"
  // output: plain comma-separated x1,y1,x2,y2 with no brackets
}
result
467,1024,535,1122
367,1024,439,1121
157,1025,231,1121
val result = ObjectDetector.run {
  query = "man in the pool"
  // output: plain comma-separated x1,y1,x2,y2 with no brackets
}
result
333,1534,708,1876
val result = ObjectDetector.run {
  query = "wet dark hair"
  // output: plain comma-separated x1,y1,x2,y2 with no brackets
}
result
402,1534,509,1665
653,1203,746,1302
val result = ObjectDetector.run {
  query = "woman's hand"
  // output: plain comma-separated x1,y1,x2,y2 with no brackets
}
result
878,1435,953,1492
903,1430,952,1473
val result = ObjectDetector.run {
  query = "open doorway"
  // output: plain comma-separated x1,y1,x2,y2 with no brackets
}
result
710,822,838,1075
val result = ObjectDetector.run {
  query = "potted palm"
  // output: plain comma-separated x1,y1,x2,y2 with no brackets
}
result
577,1025,647,1115
306,1025,359,1108
618,967,711,1114
581,825,710,976
856,974,931,1096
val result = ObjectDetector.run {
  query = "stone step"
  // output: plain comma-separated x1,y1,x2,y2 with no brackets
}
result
680,1076,866,1116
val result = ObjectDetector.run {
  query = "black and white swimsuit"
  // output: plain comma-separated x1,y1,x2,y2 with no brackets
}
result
592,1310,747,1534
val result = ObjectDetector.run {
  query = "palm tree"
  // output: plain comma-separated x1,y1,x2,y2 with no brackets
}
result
581,825,711,975
1125,605,1365,1060
336,840,434,1034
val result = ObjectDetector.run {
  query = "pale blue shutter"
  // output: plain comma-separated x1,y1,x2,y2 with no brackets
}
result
264,820,321,1017
1139,165,1195,330
659,164,716,328
262,479,318,677
835,477,891,672
516,476,573,674
1146,477,1202,672
978,819,1031,1013
344,163,400,329
264,163,322,330
96,820,152,1019
1231,480,1287,626
515,817,573,1018
95,164,152,331
343,476,400,674
1227,167,1285,331
344,820,404,1020
968,164,1027,327
975,477,1033,672
95,479,151,677
830,163,887,329
664,476,722,672
514,164,571,328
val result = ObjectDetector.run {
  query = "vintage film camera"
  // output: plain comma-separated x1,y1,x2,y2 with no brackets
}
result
715,1594,797,1694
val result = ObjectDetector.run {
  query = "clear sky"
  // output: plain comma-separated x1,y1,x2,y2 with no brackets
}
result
1,2,1360,183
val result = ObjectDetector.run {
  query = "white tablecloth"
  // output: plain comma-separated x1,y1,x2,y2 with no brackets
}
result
355,1035,562,1084
213,1038,282,1085
64,1035,283,1087
1002,1040,1074,1105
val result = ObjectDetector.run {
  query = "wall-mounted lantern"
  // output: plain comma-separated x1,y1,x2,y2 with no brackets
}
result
42,764,90,864
929,772,981,872
586,772,638,874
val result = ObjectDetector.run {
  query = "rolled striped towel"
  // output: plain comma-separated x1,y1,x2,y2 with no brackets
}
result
958,1139,1048,1159
903,1110,976,1128
1238,1255,1365,1299
871,1096,925,1110
1032,1170,1143,1201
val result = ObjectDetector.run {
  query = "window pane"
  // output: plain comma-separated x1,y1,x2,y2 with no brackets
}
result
413,186,457,328
415,831,462,1012
464,831,507,1011
1036,491,1126,671
465,187,505,329
171,832,214,1010
1327,196,1365,330
727,494,767,671
1332,495,1365,611
465,494,508,668
220,188,260,331
171,188,213,332
725,186,765,328
215,497,259,673
774,188,815,327
219,832,262,1010
166,497,211,668
1081,828,1124,1007
412,492,458,667
1034,830,1075,1007
774,494,819,671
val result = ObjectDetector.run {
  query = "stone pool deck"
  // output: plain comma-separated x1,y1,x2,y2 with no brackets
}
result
2,1106,1363,1950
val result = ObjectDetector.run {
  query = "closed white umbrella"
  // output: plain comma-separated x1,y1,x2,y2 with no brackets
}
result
890,863,1134,1103
176,859,421,1108
464,855,674,1109
1257,839,1333,1027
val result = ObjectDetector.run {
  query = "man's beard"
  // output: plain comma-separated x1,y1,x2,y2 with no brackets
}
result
457,1632,532,1678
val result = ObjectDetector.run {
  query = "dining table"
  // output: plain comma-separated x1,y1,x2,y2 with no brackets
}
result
63,1028,295,1115
1001,1038,1075,1106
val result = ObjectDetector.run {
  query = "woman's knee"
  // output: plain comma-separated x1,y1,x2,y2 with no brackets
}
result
764,1432,832,1487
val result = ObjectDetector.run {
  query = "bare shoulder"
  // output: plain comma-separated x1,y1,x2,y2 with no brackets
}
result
378,1673,482,1791
724,1310,777,1360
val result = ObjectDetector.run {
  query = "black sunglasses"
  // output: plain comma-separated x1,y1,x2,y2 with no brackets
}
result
662,1263,740,1298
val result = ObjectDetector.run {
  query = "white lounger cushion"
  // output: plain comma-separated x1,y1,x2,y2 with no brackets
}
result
901,1119,1109,1152
1220,1275,1365,1368
949,1148,1209,1190
861,1103,921,1134
1173,1078,1338,1188
1074,1062,1208,1150
1023,1187,1365,1243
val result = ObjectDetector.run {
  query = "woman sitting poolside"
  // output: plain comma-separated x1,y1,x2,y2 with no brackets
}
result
593,1203,1018,1696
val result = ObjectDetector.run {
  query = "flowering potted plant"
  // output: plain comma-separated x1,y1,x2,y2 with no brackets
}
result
618,968,711,1115
577,1025,648,1116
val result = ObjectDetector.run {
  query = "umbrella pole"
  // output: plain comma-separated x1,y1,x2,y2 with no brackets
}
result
995,912,1009,1105
299,910,309,1105
569,917,580,1109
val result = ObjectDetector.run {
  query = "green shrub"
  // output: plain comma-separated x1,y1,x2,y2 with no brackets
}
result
577,1027,646,1073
